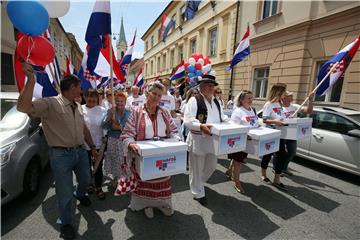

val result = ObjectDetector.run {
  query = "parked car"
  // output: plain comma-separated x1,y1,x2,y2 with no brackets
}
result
256,106,360,176
1,92,48,205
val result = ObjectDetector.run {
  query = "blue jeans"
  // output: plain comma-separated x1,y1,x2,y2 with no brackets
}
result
49,146,90,225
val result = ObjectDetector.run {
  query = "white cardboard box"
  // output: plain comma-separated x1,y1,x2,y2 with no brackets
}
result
275,118,313,140
135,139,188,181
245,127,281,157
207,122,250,155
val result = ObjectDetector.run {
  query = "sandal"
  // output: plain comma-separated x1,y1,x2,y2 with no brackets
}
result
234,184,245,194
261,176,271,184
225,171,234,180
95,188,106,200
87,185,94,194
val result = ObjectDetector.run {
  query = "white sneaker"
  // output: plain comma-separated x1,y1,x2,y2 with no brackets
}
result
160,206,174,216
144,207,154,219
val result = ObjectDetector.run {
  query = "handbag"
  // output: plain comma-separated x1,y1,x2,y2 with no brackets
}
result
114,156,138,196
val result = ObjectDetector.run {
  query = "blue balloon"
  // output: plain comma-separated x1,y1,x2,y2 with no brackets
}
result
187,64,196,73
196,70,203,76
7,0,49,36
188,72,195,78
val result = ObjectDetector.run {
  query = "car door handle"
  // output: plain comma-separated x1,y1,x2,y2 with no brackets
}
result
313,133,324,140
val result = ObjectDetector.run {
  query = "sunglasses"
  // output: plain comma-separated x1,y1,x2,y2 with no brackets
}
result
216,91,222,94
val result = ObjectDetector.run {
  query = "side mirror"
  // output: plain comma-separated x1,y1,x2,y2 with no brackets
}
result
347,129,360,138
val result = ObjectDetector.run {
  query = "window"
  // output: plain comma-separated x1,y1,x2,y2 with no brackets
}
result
170,49,175,68
162,54,167,71
157,56,161,73
1,53,15,85
158,28,162,42
208,28,217,57
314,61,344,103
145,41,148,51
171,14,176,31
253,67,269,98
180,5,186,25
151,36,154,47
190,38,197,54
145,63,148,75
151,61,154,75
312,111,359,134
179,45,184,62
262,0,278,19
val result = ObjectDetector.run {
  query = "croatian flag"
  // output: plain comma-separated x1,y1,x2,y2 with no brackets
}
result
226,25,250,71
170,61,185,80
160,13,175,42
14,32,58,99
133,69,144,88
120,30,136,76
84,0,124,82
316,35,360,96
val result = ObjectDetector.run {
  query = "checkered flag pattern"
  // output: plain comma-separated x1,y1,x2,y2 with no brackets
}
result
83,69,101,81
328,60,345,74
114,159,138,196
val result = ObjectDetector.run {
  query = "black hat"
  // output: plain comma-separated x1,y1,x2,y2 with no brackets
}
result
198,74,218,86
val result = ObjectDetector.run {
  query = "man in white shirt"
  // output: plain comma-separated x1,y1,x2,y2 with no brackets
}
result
184,75,228,206
126,86,146,109
160,78,177,117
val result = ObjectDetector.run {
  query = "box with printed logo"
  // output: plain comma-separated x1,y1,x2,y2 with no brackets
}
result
245,127,281,157
209,123,250,155
275,118,312,140
135,139,188,181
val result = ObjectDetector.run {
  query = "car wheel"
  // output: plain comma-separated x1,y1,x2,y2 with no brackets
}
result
22,159,41,198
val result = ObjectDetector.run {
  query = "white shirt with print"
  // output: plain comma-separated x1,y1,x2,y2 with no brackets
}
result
283,104,301,118
82,105,106,150
231,106,259,128
160,94,176,112
262,101,286,120
127,95,146,109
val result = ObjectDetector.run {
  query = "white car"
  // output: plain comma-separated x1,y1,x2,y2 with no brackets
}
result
256,106,360,176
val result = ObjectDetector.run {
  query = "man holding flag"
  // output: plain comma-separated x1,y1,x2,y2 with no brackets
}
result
17,62,99,240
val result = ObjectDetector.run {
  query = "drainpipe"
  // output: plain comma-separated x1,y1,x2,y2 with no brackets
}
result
229,0,240,101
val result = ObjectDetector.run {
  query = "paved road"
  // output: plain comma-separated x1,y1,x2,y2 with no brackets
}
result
2,156,360,240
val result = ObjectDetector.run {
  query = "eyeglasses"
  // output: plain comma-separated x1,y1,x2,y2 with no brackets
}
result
216,91,222,94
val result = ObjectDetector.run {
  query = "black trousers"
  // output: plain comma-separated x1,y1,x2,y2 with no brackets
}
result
260,139,286,174
87,150,104,188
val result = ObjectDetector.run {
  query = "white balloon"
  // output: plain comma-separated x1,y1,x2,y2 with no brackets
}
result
209,70,216,77
198,58,204,66
202,64,211,73
189,57,196,65
41,0,70,18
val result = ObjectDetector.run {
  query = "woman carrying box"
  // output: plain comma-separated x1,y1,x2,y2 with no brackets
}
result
121,82,179,219
274,91,314,176
260,83,288,190
227,90,259,193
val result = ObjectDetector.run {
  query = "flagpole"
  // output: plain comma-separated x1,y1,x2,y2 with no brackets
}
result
109,34,115,107
290,61,340,118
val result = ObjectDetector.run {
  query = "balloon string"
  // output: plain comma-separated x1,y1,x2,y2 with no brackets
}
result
26,37,35,62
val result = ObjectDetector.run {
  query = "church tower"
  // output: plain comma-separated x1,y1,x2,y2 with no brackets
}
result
116,17,128,60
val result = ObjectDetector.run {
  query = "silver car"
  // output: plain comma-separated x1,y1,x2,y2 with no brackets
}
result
256,106,360,175
1,92,48,205
296,106,360,176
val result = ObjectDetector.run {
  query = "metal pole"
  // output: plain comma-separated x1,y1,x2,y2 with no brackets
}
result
229,0,240,101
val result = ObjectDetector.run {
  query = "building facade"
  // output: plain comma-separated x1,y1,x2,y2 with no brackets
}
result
1,4,83,92
142,0,360,110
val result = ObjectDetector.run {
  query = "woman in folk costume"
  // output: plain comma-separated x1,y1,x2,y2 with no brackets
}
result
120,82,179,219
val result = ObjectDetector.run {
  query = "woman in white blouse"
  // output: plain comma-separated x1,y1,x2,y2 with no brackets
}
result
227,90,259,193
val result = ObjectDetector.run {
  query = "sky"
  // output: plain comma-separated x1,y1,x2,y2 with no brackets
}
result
59,0,171,59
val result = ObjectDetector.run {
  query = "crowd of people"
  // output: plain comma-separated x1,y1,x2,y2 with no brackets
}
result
17,61,313,240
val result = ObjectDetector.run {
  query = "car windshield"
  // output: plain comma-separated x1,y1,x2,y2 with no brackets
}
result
347,114,360,124
0,99,27,132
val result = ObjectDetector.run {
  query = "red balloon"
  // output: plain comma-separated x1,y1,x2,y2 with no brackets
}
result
204,57,211,65
191,53,200,62
184,62,190,71
17,35,55,66
197,53,204,59
195,62,202,70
